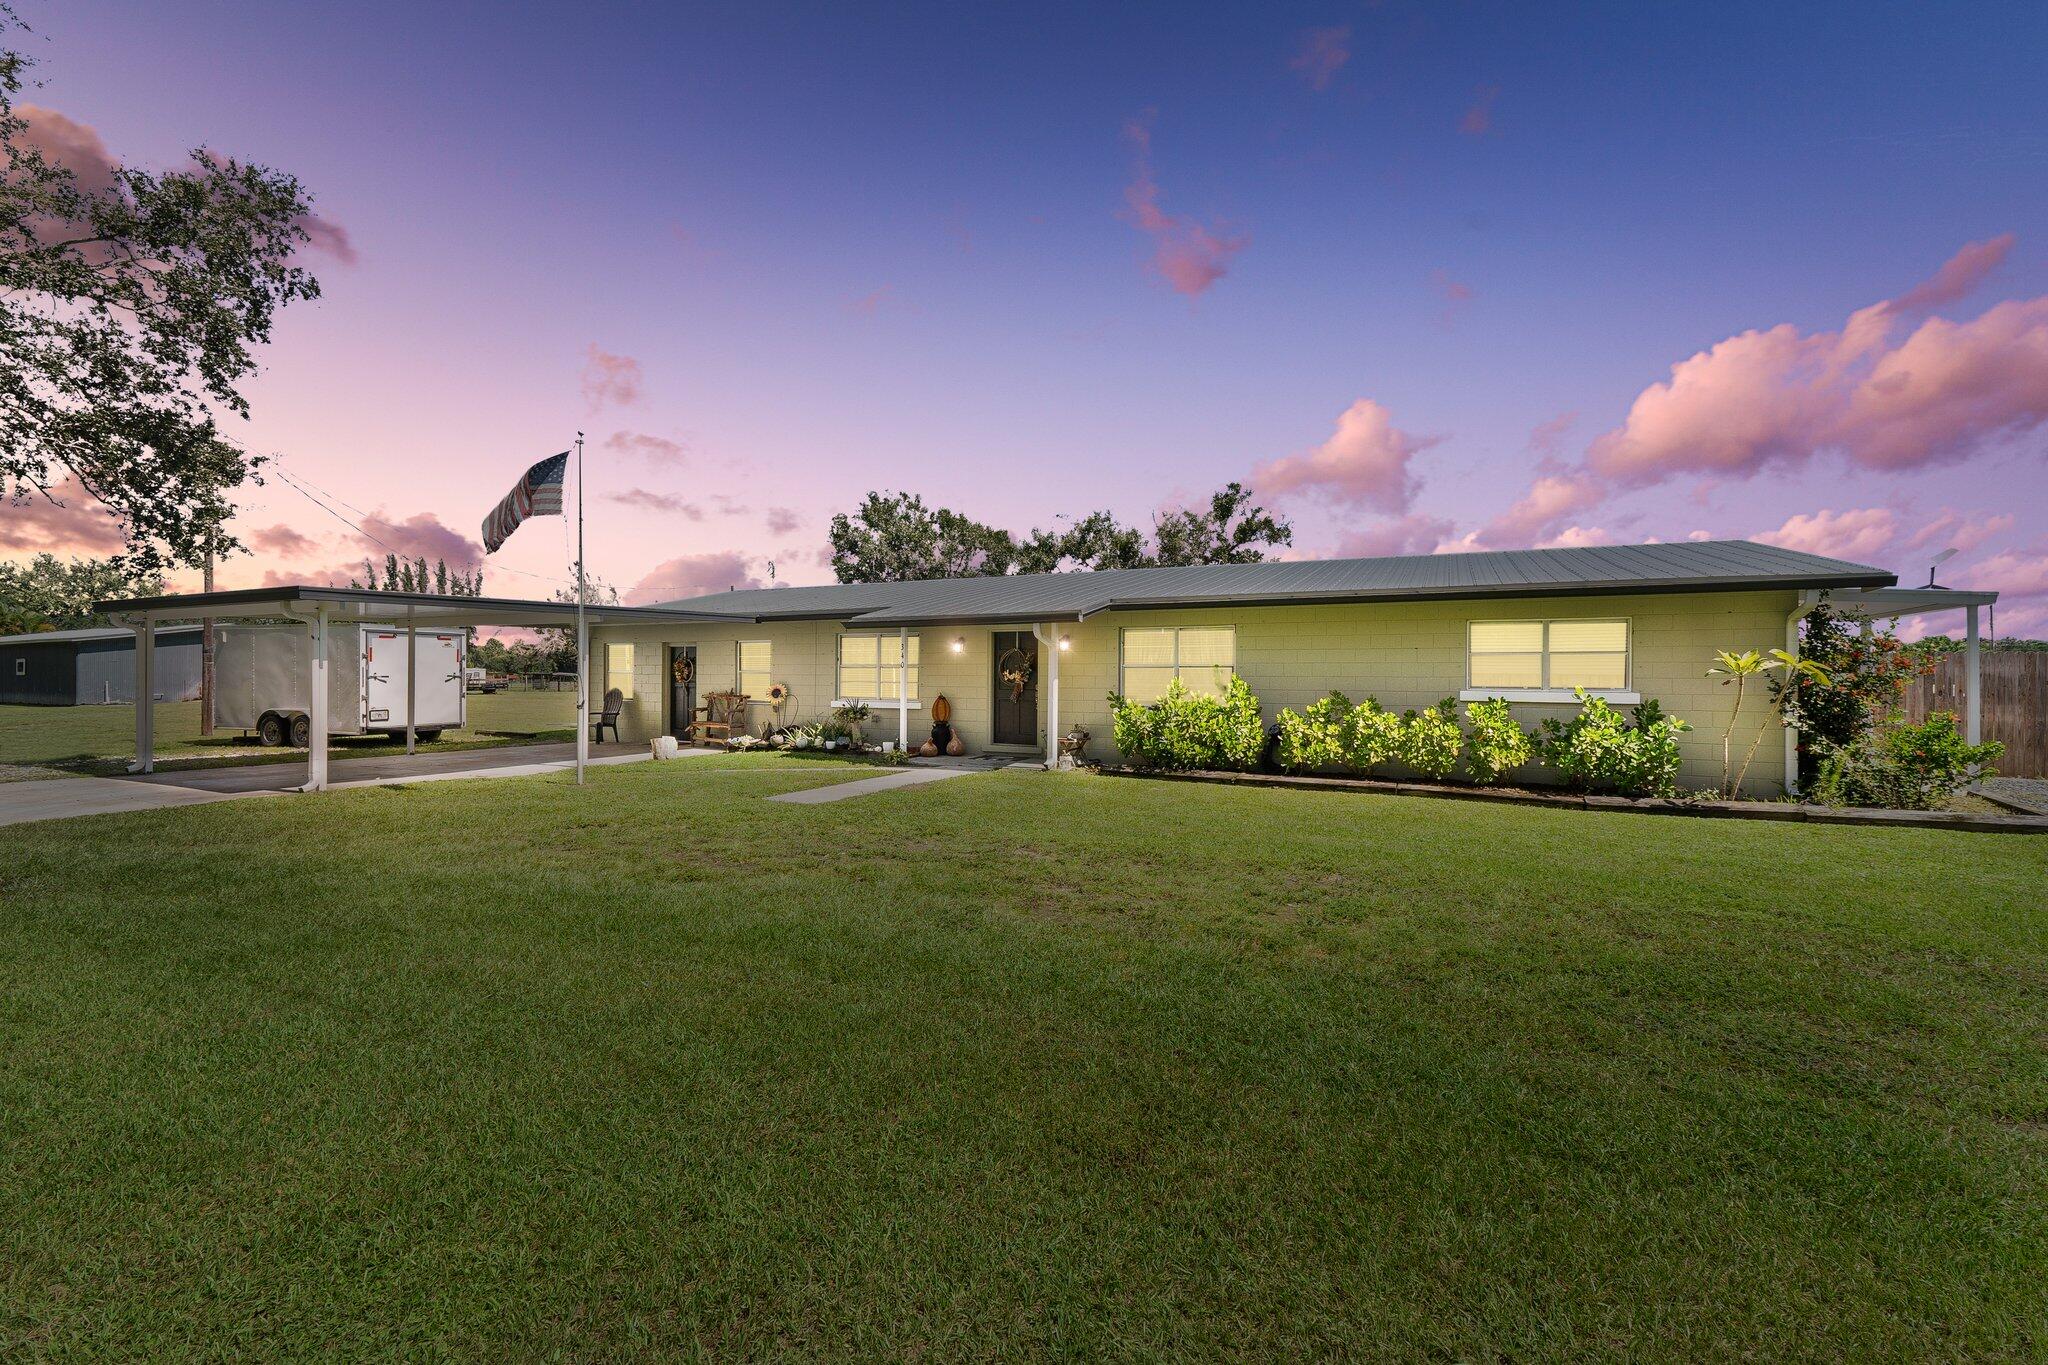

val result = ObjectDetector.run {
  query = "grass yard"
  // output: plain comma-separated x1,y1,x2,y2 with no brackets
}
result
0,690,575,779
2,758,2044,1359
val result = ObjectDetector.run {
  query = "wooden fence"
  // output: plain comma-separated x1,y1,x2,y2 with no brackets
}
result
1903,652,2048,777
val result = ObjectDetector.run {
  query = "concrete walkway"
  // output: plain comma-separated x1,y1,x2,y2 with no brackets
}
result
0,741,702,828
767,765,979,805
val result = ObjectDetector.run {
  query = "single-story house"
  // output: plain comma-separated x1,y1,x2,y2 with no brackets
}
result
0,625,205,706
588,540,1913,796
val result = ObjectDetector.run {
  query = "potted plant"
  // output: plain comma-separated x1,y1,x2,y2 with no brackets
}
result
833,702,872,744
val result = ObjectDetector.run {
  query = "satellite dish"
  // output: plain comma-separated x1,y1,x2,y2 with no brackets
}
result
1927,546,1958,588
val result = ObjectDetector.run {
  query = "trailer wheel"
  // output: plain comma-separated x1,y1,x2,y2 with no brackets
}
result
258,713,287,747
289,714,311,747
414,729,443,743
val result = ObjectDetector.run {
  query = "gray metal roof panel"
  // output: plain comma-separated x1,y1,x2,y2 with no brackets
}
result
0,624,206,646
650,540,1894,625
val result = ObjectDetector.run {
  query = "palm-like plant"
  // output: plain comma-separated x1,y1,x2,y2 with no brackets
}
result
1708,648,1831,797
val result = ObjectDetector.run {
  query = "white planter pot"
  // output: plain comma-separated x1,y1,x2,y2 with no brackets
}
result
651,735,680,761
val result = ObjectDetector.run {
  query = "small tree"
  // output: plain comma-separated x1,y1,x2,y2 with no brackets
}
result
1708,648,1829,797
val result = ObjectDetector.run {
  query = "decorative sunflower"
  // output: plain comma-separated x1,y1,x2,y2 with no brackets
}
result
766,681,791,713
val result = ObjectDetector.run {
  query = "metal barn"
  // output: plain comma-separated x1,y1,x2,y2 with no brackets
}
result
0,626,205,706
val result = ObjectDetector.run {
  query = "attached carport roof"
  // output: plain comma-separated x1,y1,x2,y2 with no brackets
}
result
93,584,749,629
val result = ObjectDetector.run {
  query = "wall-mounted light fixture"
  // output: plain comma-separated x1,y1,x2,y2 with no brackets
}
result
1057,634,1071,652
950,636,965,654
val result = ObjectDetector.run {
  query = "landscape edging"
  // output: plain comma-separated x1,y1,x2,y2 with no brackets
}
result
1092,766,2048,834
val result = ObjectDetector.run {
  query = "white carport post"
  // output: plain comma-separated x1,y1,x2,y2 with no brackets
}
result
574,611,589,785
1965,604,1982,745
404,605,418,756
306,606,330,792
1034,623,1061,770
898,627,909,752
128,621,155,773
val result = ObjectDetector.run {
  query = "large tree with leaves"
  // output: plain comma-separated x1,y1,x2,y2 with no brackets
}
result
829,485,1290,583
0,551,161,631
1,8,325,572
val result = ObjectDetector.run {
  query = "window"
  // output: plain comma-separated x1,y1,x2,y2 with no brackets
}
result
1467,619,1630,697
737,641,771,700
604,643,635,699
1119,626,1236,703
12,658,22,676
837,632,919,704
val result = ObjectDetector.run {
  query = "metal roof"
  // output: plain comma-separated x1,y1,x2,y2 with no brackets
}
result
0,624,206,647
90,585,744,629
654,540,1896,626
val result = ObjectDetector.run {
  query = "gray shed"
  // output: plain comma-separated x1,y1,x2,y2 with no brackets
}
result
0,625,205,706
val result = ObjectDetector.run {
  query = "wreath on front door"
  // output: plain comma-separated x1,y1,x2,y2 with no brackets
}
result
997,647,1036,702
671,655,695,687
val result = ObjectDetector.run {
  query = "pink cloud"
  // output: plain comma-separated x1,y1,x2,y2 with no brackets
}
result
1290,26,1352,90
1966,544,2048,602
1473,471,1605,549
1120,114,1248,297
1460,86,1499,136
1430,268,1474,325
627,552,764,605
1527,411,1578,456
359,511,484,568
603,431,687,464
0,478,127,555
849,285,895,316
295,212,357,265
1907,509,2015,556
1587,242,2048,486
605,488,702,518
248,523,317,557
581,345,644,409
1886,233,2014,315
765,507,802,536
1253,399,1441,513
1332,512,1456,558
1754,507,1900,563
1535,525,1614,549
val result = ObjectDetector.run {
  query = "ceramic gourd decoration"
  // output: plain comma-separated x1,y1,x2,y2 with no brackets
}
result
946,731,965,756
931,694,952,724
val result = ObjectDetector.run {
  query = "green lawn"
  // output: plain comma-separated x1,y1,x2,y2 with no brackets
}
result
0,690,575,778
2,758,2044,1359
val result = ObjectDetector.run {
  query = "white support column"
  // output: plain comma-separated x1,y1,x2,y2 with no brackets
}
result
898,627,909,753
575,612,590,784
1043,625,1061,770
405,606,418,756
1965,604,1982,746
1783,591,1814,798
307,608,330,792
130,623,155,774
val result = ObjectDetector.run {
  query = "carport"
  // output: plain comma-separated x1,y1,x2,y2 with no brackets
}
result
1826,585,2001,744
96,586,738,790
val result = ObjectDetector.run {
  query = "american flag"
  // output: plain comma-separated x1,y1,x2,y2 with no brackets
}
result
481,451,569,554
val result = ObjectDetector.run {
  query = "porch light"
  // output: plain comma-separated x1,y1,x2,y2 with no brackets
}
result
950,636,965,653
1058,635,1071,652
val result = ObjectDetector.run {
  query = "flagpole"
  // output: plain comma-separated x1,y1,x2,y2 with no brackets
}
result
574,430,588,787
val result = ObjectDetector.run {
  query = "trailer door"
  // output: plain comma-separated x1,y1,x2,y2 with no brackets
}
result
414,632,465,728
364,630,402,727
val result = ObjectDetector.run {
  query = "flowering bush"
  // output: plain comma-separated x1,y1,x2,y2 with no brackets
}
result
1108,677,1266,771
1398,698,1464,780
1808,711,2003,810
1343,696,1404,772
1463,697,1532,784
1535,690,1691,797
1275,691,1352,772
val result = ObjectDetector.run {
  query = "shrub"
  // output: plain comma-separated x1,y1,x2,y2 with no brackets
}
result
1275,691,1352,773
1463,697,1532,784
1398,697,1464,780
1108,677,1266,772
1343,696,1403,773
1808,711,2003,810
1536,690,1692,797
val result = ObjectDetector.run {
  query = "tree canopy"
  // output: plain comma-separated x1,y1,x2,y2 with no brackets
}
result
2,9,326,573
828,484,1292,584
349,555,485,597
0,552,162,632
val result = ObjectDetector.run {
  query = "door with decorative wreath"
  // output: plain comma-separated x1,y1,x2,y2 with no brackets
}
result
991,630,1037,746
667,645,697,740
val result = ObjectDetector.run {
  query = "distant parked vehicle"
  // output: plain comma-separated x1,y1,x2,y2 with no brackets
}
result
213,624,468,746
465,666,503,693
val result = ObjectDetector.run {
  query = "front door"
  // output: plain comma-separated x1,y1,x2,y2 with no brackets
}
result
991,630,1037,746
668,645,697,740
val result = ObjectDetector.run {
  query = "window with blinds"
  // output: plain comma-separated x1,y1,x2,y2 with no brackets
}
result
1119,626,1237,702
837,633,920,703
737,641,771,700
604,643,635,699
1468,619,1629,692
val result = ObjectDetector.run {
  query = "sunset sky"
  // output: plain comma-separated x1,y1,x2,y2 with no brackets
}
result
6,1,2047,634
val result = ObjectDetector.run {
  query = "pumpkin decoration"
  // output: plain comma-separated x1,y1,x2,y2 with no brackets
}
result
931,694,952,724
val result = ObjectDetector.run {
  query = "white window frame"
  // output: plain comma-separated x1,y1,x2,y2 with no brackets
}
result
12,658,22,676
736,640,772,706
1461,617,1637,703
834,631,921,711
1118,625,1238,700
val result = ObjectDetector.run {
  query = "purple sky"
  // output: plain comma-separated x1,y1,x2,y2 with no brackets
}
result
6,1,2046,634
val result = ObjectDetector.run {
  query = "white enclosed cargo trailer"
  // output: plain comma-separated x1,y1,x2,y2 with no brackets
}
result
213,623,468,746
